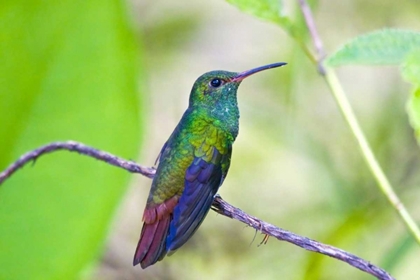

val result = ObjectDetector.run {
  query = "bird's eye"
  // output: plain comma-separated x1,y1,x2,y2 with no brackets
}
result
209,78,223,88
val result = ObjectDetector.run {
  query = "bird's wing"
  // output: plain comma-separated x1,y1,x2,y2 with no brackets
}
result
166,143,230,253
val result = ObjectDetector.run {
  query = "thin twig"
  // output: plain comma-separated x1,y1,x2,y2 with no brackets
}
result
297,0,420,244
212,196,394,280
0,141,155,184
297,0,326,74
0,141,394,279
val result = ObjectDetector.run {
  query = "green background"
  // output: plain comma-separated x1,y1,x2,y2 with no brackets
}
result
0,0,141,279
1,0,420,279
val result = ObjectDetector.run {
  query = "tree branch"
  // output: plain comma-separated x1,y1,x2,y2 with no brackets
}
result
0,141,394,280
212,196,393,280
0,141,155,183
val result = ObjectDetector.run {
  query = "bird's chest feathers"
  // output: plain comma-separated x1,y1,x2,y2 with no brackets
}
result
192,109,239,149
187,122,231,157
208,104,239,140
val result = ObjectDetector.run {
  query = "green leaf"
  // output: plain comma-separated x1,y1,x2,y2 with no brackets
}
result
404,50,420,145
406,88,420,142
226,0,293,33
0,1,142,279
327,29,420,66
402,50,420,85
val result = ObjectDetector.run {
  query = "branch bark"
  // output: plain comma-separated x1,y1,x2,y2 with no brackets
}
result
0,141,394,279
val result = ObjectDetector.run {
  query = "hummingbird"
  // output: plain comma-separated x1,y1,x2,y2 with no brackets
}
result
133,62,287,268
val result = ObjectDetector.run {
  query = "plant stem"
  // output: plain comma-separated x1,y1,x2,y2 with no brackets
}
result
297,0,420,244
323,69,420,243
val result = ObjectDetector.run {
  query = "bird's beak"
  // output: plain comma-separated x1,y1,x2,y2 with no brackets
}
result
231,62,287,82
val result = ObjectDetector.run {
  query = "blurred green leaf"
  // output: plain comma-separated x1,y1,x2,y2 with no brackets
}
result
404,50,420,145
143,14,202,65
0,1,142,279
226,0,293,33
327,29,420,146
406,87,420,144
380,234,416,272
402,50,420,85
327,29,420,66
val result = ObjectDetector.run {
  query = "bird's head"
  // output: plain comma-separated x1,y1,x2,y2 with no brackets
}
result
188,62,287,109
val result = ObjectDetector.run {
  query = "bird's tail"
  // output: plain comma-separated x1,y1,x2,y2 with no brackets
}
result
133,217,170,268
133,196,179,268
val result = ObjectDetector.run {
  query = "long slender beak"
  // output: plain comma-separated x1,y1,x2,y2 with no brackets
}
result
231,62,287,82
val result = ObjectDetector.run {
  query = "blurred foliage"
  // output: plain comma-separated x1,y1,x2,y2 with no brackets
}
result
404,51,420,146
327,29,420,66
2,0,420,280
325,27,420,162
143,15,202,61
226,0,319,40
226,0,293,32
0,0,142,279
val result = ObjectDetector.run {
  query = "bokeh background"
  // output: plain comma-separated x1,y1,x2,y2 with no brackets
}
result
1,0,420,279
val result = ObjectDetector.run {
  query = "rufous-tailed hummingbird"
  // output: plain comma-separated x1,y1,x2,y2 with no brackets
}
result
134,62,287,268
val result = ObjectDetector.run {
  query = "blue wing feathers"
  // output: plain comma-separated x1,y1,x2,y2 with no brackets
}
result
166,148,224,253
177,182,205,217
169,190,216,250
184,157,202,181
197,164,215,183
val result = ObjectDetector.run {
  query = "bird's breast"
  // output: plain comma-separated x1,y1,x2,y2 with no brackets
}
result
148,118,233,204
